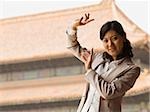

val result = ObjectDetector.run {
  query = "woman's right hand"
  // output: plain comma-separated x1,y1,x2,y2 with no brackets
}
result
81,48,94,71
71,13,94,30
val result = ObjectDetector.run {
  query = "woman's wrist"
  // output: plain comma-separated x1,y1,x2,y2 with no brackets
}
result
86,67,92,71
85,69,93,76
71,25,78,31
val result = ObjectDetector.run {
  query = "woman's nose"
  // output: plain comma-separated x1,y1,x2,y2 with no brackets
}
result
108,40,113,47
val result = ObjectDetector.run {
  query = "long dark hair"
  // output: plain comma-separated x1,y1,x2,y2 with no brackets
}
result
100,20,133,58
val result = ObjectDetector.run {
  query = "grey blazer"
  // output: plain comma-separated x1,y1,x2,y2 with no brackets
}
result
66,29,140,112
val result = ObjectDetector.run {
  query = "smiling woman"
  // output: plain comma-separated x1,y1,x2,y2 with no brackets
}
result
66,13,140,112
100,21,133,60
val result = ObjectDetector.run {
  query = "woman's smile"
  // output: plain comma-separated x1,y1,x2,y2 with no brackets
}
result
109,48,115,52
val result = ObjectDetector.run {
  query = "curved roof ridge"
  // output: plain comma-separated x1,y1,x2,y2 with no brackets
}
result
112,2,149,37
0,1,109,25
0,0,149,64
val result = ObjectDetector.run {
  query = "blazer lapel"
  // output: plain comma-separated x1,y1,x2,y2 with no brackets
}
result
105,58,134,82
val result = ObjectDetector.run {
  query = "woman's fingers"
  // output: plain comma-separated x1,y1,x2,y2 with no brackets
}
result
91,48,93,56
79,17,83,23
86,18,95,24
88,48,93,63
85,13,89,20
81,55,86,63
82,48,93,70
78,13,94,25
81,50,90,62
73,13,94,28
85,13,94,23
87,13,90,18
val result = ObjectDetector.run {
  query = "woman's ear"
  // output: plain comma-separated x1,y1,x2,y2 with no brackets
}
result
122,34,127,43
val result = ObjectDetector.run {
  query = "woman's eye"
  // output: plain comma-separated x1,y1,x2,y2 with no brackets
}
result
103,39,108,43
112,36,118,41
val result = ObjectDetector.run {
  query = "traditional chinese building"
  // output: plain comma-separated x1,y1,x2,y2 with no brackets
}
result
0,0,149,112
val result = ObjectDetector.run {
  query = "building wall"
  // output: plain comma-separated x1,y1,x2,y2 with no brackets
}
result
0,47,149,112
0,100,79,112
0,57,84,82
0,92,149,112
122,92,150,112
0,88,149,112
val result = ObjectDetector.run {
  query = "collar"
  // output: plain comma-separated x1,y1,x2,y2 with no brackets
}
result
102,52,127,65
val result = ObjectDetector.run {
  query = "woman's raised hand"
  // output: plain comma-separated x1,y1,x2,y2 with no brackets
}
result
71,13,94,30
81,48,94,71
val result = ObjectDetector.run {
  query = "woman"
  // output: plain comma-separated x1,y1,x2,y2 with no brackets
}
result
66,13,140,112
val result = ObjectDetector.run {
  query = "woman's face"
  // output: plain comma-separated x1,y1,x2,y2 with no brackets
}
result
102,30,124,60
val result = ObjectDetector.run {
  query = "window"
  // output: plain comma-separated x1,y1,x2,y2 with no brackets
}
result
0,57,84,82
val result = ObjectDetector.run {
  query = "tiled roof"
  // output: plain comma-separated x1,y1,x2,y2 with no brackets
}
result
0,71,149,106
0,75,85,106
0,0,149,64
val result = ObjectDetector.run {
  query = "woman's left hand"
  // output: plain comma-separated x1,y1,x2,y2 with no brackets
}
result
81,48,93,71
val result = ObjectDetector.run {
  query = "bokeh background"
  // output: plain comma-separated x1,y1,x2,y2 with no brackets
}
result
0,0,149,112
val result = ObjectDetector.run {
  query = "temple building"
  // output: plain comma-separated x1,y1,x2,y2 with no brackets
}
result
0,0,149,112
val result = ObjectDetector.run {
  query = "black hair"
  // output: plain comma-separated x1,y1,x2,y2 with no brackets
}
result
100,20,133,58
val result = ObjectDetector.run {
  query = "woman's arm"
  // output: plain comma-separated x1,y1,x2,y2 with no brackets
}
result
81,43,140,99
66,13,94,62
84,66,140,99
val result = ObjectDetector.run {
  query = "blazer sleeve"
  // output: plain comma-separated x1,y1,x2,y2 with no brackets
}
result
66,28,90,62
84,66,140,100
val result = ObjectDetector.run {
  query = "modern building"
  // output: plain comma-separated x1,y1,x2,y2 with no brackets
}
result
0,0,149,112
